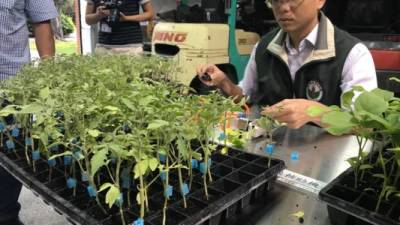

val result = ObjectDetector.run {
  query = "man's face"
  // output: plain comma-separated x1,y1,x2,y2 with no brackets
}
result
267,0,325,34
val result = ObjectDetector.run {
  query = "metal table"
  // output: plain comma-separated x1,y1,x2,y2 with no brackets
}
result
237,125,372,225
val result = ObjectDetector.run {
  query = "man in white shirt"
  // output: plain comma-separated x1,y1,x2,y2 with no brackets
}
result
197,0,377,129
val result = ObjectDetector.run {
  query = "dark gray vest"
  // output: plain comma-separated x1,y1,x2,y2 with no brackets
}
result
252,14,360,107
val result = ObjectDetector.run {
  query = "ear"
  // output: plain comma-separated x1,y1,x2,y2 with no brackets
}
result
317,0,326,10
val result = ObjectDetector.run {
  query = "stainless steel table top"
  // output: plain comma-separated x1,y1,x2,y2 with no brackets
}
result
238,125,372,225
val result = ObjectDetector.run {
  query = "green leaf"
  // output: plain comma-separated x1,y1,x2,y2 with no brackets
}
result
322,111,355,135
306,106,328,117
104,106,120,112
0,105,18,117
139,96,156,106
148,158,158,171
372,174,386,180
19,103,43,114
354,92,388,115
192,152,202,161
371,88,394,102
384,186,397,200
121,98,136,111
99,183,113,192
87,129,101,138
105,185,120,208
356,110,391,129
341,90,355,109
359,164,373,170
134,160,148,179
40,132,49,146
147,120,169,130
346,157,358,168
48,151,72,160
39,87,50,99
389,77,400,83
90,148,109,176
136,193,141,205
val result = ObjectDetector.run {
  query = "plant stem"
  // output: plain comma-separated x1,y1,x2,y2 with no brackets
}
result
375,149,387,212
162,157,170,225
178,164,187,208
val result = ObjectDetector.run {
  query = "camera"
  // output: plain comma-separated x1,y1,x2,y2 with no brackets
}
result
100,0,123,25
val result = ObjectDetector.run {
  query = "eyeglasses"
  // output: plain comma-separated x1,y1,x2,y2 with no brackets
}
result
265,0,305,8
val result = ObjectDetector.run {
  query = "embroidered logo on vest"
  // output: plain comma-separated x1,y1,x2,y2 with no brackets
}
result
306,81,323,101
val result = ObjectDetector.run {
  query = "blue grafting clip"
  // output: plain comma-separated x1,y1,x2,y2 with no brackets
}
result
290,151,299,161
199,162,207,174
121,167,131,189
6,140,15,150
66,178,77,189
265,144,275,155
158,154,166,163
115,193,123,207
122,178,131,189
133,218,144,225
164,185,173,198
191,159,199,169
110,156,117,164
160,171,167,181
0,123,5,131
64,155,72,166
218,132,226,141
81,171,89,182
32,150,40,161
87,185,97,197
181,183,189,196
48,158,57,167
25,137,32,146
74,151,82,159
11,127,19,137
199,159,212,174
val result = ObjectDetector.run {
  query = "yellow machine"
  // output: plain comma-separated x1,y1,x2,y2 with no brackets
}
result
151,0,267,89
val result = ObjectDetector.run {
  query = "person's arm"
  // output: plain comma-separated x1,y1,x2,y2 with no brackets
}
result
196,43,259,101
340,43,377,93
32,21,55,59
262,43,378,129
120,1,154,22
262,99,331,129
85,1,109,25
196,64,244,100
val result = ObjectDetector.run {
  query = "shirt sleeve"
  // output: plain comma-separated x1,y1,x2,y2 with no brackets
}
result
341,43,378,93
239,42,259,97
25,0,58,23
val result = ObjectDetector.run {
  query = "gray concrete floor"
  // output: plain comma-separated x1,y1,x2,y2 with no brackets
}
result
19,187,72,225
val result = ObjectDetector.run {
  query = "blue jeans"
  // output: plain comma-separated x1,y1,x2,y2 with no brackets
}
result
0,167,22,222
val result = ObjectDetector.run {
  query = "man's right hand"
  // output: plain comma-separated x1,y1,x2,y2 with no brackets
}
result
96,6,110,19
196,64,228,88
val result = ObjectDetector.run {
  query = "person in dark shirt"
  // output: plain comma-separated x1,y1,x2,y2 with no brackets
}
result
85,0,154,55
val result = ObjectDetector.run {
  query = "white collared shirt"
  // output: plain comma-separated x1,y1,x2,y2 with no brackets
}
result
239,24,377,98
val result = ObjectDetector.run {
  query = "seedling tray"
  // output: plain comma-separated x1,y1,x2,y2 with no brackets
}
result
319,168,400,225
0,145,284,225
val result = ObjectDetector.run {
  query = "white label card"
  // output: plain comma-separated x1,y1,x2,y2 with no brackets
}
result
100,22,112,33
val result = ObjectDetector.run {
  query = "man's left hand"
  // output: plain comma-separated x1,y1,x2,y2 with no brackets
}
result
262,99,328,129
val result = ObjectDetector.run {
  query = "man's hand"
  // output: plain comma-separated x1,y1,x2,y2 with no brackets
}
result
96,6,110,19
262,99,329,129
196,64,228,88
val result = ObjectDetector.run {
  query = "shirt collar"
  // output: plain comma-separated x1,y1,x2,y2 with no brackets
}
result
285,23,319,53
